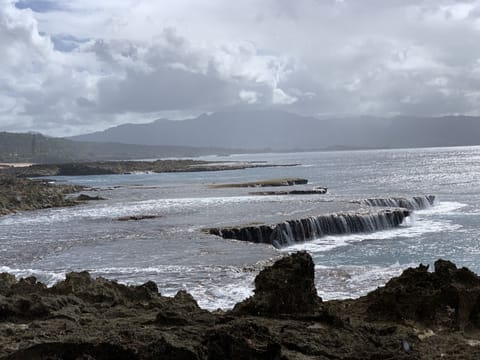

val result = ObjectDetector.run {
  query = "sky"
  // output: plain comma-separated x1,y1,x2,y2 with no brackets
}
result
2,0,480,136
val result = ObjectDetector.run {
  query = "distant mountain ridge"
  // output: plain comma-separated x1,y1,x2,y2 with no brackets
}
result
69,111,480,150
0,132,240,163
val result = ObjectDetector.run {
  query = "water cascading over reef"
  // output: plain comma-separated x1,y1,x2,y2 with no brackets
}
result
209,208,410,248
208,195,434,248
354,195,435,210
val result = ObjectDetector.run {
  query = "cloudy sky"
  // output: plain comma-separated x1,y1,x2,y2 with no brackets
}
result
2,0,480,136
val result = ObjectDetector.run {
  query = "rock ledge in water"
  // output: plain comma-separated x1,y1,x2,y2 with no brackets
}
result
209,178,308,188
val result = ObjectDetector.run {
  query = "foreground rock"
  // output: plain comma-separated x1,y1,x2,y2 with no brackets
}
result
232,252,322,316
1,252,480,359
0,176,83,216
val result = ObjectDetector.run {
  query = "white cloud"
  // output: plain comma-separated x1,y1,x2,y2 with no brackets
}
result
239,90,260,104
2,0,480,135
272,88,297,105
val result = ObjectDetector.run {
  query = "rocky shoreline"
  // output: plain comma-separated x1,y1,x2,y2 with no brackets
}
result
2,160,297,178
0,176,84,216
1,252,479,359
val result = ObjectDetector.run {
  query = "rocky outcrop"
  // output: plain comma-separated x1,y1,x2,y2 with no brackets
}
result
0,176,83,216
232,252,322,316
117,215,162,221
76,194,106,201
208,208,410,248
250,187,327,196
2,253,480,359
360,259,480,330
209,178,308,188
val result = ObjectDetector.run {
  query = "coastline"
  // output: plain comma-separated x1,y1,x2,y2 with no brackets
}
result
0,252,479,359
1,160,298,178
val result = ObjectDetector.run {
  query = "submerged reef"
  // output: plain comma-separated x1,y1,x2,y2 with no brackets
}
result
208,195,434,248
1,252,480,359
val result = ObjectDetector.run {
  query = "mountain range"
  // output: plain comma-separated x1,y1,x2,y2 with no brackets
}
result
3,111,480,164
70,110,480,151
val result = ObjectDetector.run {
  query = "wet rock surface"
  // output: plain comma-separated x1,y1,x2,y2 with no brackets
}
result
209,178,308,189
116,215,162,221
250,187,328,196
76,194,106,201
1,252,480,359
208,208,410,248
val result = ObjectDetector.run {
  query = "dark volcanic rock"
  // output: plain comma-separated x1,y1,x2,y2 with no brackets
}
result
76,194,106,201
3,253,480,359
207,321,281,360
363,259,480,330
117,215,162,221
209,178,308,188
250,187,327,196
233,252,321,316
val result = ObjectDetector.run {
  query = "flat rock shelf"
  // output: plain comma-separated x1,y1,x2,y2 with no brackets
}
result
207,195,434,248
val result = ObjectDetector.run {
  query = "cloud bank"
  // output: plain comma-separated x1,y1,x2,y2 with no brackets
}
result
2,0,480,135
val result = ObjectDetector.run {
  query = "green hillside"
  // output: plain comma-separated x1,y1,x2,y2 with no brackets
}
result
0,132,236,163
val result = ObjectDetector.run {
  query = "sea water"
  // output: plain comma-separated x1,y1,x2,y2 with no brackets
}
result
1,146,479,309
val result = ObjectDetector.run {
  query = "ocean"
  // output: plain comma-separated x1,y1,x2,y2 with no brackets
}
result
1,146,479,309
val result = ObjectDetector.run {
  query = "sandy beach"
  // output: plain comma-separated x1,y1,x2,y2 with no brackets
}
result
0,162,32,168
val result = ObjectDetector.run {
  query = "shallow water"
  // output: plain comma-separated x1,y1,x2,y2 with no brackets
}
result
1,146,479,309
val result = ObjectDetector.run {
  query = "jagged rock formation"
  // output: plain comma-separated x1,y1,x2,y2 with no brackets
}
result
208,208,410,248
362,259,480,330
232,252,322,316
2,253,480,359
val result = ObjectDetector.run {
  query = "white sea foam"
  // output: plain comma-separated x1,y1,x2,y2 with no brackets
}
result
0,266,65,286
417,201,468,215
282,202,465,254
282,220,461,253
314,262,418,300
0,264,256,310
0,195,288,226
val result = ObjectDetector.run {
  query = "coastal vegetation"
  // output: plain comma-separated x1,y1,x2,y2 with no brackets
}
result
0,132,240,163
